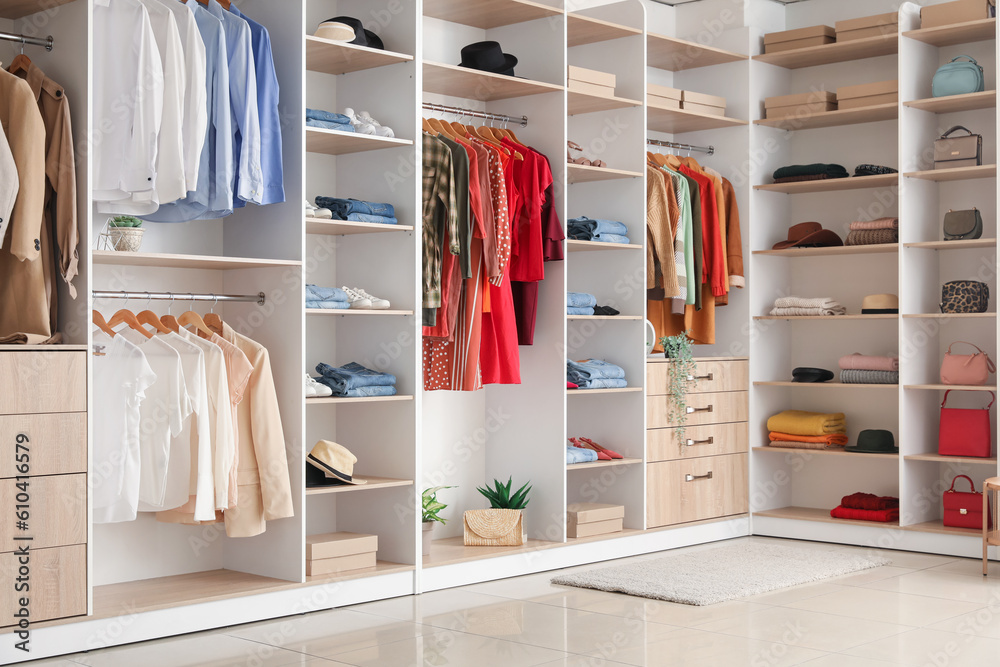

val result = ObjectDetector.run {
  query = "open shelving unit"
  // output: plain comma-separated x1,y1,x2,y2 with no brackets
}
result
754,103,897,131
646,32,747,71
904,90,997,113
754,173,897,194
647,104,748,133
752,32,898,69
566,164,644,184
305,35,413,75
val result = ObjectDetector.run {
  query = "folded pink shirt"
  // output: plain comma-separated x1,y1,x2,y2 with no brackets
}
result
839,353,899,371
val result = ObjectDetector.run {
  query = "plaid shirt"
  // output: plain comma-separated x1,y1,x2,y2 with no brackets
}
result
422,133,459,309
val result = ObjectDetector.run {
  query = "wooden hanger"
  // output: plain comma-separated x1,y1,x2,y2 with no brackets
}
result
7,53,31,76
421,117,434,133
108,306,154,339
92,310,116,337
179,309,215,337
427,117,455,139
204,294,223,332
135,293,171,334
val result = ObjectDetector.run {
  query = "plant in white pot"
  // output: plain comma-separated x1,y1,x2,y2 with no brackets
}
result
463,477,531,547
108,215,144,252
421,485,455,556
658,330,697,445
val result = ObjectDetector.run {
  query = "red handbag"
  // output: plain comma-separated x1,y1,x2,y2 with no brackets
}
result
943,475,991,529
939,390,994,458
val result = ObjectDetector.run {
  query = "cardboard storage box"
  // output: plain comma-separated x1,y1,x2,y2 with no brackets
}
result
568,65,616,89
764,90,837,119
836,80,898,110
567,503,625,538
763,25,835,53
648,84,682,109
835,12,898,41
306,552,377,576
649,95,681,109
568,79,616,98
306,532,377,576
921,0,995,29
681,89,727,116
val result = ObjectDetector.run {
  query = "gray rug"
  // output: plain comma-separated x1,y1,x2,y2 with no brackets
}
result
552,541,891,606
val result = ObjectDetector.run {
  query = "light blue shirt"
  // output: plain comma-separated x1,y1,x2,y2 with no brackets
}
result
229,4,284,206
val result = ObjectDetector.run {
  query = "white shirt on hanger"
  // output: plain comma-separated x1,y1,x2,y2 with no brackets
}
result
0,119,18,246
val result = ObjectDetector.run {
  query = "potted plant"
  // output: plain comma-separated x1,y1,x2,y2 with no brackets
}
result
421,485,455,556
464,477,531,547
108,216,144,252
658,331,698,444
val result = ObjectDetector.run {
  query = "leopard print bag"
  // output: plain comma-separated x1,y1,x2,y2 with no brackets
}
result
941,280,990,314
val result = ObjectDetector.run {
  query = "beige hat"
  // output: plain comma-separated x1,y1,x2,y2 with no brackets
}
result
307,440,366,485
314,20,356,42
861,293,899,314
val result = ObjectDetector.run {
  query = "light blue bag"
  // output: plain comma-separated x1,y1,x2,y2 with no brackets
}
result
932,56,985,98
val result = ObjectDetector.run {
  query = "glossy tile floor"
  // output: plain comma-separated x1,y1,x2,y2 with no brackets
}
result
26,537,1000,666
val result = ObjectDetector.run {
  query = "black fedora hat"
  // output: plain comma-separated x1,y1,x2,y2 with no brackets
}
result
319,16,384,50
459,41,518,77
845,429,898,454
791,367,834,383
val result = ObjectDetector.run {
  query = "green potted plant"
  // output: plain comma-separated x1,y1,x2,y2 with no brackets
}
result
464,477,531,547
658,331,698,444
421,485,455,556
108,215,144,252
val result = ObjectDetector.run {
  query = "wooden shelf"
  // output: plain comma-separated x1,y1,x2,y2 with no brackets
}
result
904,91,996,113
647,103,748,134
754,173,897,194
567,387,642,395
906,238,997,250
306,562,415,584
753,446,898,460
306,218,414,236
0,0,74,19
753,243,897,257
753,33,897,69
92,250,299,270
306,308,414,316
423,62,564,101
903,18,997,47
905,384,997,392
305,36,413,75
568,14,641,47
0,344,88,352
423,536,564,568
306,477,413,496
905,453,998,465
754,381,897,389
567,315,643,321
904,165,997,182
568,90,642,115
647,32,748,71
902,520,981,537
423,0,563,29
755,506,899,528
567,164,643,184
306,395,414,405
755,104,897,130
567,239,642,251
902,313,996,319
567,457,643,471
754,314,897,321
306,128,413,156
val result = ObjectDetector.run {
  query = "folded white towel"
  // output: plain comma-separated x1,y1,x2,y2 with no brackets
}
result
773,296,842,310
769,306,847,316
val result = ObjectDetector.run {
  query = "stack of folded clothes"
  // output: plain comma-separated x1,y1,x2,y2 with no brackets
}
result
566,445,598,464
314,362,397,397
830,492,899,523
567,359,627,389
568,292,597,315
315,197,397,225
772,163,849,184
769,296,846,317
839,353,899,384
569,216,631,244
846,217,898,246
766,410,848,450
306,108,355,131
854,164,897,177
306,284,350,310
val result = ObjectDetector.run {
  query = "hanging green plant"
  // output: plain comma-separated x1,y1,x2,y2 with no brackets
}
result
658,331,697,445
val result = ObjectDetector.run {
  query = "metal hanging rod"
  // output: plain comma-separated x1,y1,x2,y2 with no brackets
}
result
422,102,527,127
647,138,714,156
93,290,266,306
0,31,53,51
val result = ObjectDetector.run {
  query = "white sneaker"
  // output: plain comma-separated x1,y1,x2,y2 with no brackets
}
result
305,373,317,398
344,107,376,135
309,375,333,397
352,287,390,310
305,200,332,219
358,111,395,138
342,286,372,309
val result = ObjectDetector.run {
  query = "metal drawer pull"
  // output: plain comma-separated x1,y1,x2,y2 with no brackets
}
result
686,405,714,414
685,472,714,482
686,373,714,381
685,436,714,446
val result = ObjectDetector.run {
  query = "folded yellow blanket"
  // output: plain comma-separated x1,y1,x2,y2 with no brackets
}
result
766,410,846,436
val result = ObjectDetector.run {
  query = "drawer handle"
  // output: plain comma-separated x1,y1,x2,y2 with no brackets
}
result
685,436,714,446
686,405,714,414
687,372,714,381
685,471,714,482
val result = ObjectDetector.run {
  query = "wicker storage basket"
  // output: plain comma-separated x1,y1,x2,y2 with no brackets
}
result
463,509,525,546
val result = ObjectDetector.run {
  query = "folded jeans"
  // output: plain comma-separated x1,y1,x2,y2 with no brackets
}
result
576,378,628,389
315,196,395,219
306,108,352,124
307,119,355,131
567,359,627,385
567,292,598,308
567,306,595,315
316,361,397,394
306,285,350,303
341,212,399,225
313,379,398,397
306,300,351,310
568,216,629,236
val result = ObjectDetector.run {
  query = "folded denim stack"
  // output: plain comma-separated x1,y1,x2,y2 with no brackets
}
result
568,216,631,244
845,217,898,246
306,284,351,310
769,296,847,317
839,353,899,384
766,410,847,450
567,359,627,389
315,197,398,225
306,108,355,132
568,292,597,316
314,362,397,397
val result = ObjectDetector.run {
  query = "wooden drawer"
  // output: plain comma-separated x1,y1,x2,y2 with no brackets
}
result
648,422,749,462
0,474,87,552
647,454,749,527
0,544,86,627
647,359,748,396
0,413,87,478
647,391,748,429
0,352,86,415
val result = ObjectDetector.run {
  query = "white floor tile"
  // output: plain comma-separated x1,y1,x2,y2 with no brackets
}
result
845,627,1000,666
927,606,1000,639
799,654,898,666
928,557,1000,578
862,569,1000,605
331,629,568,667
783,586,983,626
743,582,848,606
830,566,915,586
347,589,510,624
68,634,341,667
572,596,772,629
600,627,827,667
859,550,960,571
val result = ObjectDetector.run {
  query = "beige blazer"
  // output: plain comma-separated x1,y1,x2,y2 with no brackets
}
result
0,119,17,242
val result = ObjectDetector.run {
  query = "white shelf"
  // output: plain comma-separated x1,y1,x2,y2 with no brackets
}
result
306,128,413,156
423,62,564,101
567,315,643,321
904,384,997,392
567,164,643,184
305,218,414,236
306,477,413,496
306,308,414,316
566,239,642,251
306,395,414,405
566,457,643,471
92,251,300,270
567,387,642,395
754,314,898,321
305,36,413,75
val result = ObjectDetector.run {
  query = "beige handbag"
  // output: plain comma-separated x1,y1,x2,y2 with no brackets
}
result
934,126,982,169
463,509,525,546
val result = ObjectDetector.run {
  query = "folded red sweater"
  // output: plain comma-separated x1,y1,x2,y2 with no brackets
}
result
830,505,899,523
841,492,898,511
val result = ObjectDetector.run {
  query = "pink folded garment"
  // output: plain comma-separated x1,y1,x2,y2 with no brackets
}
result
849,217,898,231
839,353,899,372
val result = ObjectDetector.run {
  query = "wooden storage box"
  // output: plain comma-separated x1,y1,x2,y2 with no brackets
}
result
764,91,837,119
763,25,835,53
568,65,616,89
568,80,616,98
306,552,377,576
921,0,995,29
681,90,727,116
835,12,898,42
306,532,377,576
648,83,682,109
567,503,624,538
837,80,898,110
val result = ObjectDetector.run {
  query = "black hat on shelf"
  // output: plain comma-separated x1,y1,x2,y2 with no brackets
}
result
791,367,835,383
317,16,384,50
459,40,518,77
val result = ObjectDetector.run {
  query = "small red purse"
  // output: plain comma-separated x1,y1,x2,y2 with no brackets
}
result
943,475,991,529
939,390,994,458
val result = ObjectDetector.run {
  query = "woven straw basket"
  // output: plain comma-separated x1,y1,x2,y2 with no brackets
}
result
463,509,525,546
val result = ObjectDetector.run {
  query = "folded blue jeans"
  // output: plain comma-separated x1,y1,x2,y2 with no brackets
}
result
577,378,628,389
567,292,597,308
566,446,598,464
314,378,398,397
567,359,627,385
590,233,631,244
307,119,355,132
567,306,595,315
315,197,395,219
306,300,350,310
306,108,351,124
306,285,349,303
569,216,629,236
344,212,398,225
316,362,397,395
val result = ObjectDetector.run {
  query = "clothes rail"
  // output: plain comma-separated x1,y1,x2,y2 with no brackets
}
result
0,30,53,51
422,102,527,127
647,138,714,156
93,291,266,306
